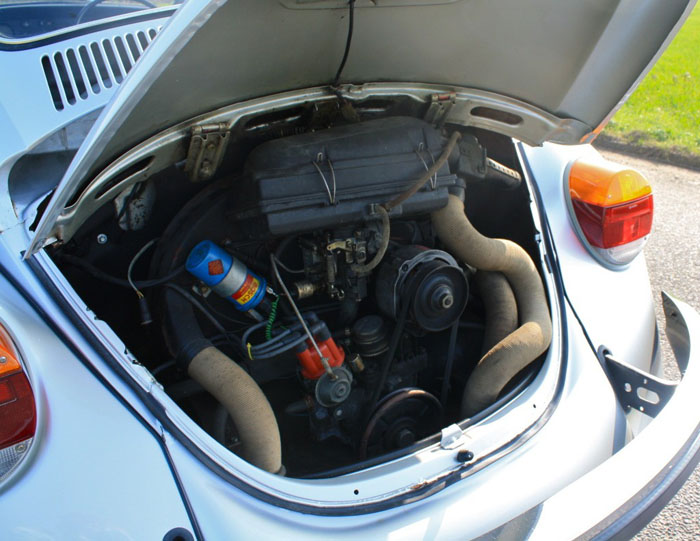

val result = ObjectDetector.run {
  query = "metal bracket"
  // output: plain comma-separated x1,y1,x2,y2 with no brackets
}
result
598,346,677,418
326,239,354,252
184,123,230,182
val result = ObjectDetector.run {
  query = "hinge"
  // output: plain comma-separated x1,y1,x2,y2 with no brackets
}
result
424,92,456,128
184,123,230,182
598,346,677,418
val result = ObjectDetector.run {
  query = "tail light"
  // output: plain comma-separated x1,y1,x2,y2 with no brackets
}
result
566,158,653,267
0,325,36,482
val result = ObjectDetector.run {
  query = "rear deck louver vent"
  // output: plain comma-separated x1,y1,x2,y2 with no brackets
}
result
41,27,160,111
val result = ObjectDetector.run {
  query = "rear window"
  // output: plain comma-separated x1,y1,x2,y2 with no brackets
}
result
0,1,179,40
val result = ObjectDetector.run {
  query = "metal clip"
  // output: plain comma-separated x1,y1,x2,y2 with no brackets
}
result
440,424,466,450
415,143,438,189
312,153,337,205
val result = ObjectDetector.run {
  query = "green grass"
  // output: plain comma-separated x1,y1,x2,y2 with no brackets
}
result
604,5,700,155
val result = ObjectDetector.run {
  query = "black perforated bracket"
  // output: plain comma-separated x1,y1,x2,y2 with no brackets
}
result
598,346,678,418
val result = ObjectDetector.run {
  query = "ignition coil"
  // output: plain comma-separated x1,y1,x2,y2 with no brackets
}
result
186,240,268,312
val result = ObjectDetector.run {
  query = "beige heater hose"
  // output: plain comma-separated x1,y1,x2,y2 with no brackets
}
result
188,346,283,474
432,195,552,416
474,271,518,355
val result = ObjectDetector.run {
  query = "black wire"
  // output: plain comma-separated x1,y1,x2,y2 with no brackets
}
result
365,306,408,423
203,298,252,326
116,182,143,224
364,276,419,423
273,236,305,274
59,254,184,289
519,146,598,358
163,283,240,353
332,0,356,87
151,359,176,377
275,258,305,275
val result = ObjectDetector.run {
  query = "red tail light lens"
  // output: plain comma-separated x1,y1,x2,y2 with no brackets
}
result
0,373,36,447
567,159,653,267
571,196,654,249
0,325,36,482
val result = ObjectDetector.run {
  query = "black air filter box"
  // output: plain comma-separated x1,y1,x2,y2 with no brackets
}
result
231,117,461,236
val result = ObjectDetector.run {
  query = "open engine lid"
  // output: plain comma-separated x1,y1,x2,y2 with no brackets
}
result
28,0,696,256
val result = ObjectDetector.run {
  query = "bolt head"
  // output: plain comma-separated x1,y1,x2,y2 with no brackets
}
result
96,233,108,244
456,449,474,463
396,428,416,448
440,293,454,309
432,285,454,311
0,356,6,364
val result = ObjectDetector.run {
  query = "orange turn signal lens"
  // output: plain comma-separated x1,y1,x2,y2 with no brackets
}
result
569,160,652,207
567,158,653,267
0,327,22,378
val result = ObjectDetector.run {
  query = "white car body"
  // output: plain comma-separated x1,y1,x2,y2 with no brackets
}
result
0,2,698,539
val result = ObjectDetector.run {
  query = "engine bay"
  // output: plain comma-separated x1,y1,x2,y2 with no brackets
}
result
52,107,550,477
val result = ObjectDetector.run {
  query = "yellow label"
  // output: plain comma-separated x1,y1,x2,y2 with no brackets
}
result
233,275,259,306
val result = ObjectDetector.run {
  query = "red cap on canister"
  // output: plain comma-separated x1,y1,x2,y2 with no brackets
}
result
295,323,345,379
